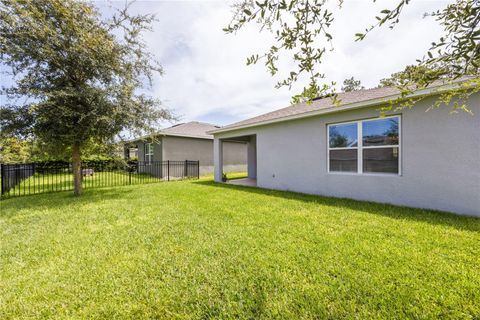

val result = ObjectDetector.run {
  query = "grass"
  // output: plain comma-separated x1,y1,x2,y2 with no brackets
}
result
3,171,163,197
1,178,479,319
225,172,248,180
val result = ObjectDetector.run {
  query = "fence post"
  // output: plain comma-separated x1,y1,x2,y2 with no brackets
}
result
197,160,200,179
129,168,132,185
0,163,3,196
184,160,187,178
167,160,170,181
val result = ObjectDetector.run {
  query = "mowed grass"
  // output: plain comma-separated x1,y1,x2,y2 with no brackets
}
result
3,171,162,197
0,178,479,319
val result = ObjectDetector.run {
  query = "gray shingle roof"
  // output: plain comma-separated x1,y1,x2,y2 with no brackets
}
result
212,78,472,133
219,86,399,130
159,121,220,139
131,122,220,142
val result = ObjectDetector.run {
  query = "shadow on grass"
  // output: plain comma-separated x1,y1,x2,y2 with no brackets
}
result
193,180,480,233
0,186,136,218
2,179,478,232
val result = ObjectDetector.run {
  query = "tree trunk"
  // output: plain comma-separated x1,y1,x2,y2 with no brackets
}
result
72,142,82,196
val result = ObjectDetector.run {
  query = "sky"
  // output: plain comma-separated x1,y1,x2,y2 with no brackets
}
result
1,0,454,128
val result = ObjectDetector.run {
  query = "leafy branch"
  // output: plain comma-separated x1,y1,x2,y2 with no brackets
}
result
224,0,341,103
226,0,479,110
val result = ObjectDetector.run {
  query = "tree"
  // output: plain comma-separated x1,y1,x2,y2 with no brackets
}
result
0,137,31,163
341,77,364,92
377,65,444,88
328,127,348,148
28,138,125,162
225,0,479,104
0,0,173,195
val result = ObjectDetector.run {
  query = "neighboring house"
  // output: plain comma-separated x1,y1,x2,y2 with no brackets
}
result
210,80,480,216
127,121,247,175
124,147,138,159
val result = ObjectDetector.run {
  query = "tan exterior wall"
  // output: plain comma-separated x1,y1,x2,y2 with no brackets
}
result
135,136,247,175
162,136,246,175
161,136,211,164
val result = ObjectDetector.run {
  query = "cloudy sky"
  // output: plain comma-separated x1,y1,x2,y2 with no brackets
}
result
2,0,454,128
102,0,453,127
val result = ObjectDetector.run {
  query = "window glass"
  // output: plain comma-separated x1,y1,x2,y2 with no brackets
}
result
363,147,399,174
329,149,358,172
329,123,358,148
328,116,400,175
145,143,154,163
362,117,399,146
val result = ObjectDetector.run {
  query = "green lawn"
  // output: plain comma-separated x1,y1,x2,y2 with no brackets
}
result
225,172,248,180
1,178,479,319
3,171,162,197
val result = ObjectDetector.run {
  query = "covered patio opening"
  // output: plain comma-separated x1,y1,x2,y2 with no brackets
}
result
214,134,256,187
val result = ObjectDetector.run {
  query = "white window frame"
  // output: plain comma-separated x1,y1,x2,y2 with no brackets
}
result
327,115,401,176
144,143,154,164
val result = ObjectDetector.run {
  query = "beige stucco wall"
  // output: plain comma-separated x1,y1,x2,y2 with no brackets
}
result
137,136,247,175
214,94,480,216
162,136,212,164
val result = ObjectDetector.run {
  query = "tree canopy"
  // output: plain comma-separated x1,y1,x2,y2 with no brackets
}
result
225,0,479,104
341,77,364,92
377,65,440,88
0,137,31,163
0,0,173,194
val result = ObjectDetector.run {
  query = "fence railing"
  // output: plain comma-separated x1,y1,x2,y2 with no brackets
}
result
0,160,199,198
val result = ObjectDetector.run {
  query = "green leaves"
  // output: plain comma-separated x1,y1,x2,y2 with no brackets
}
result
377,0,480,114
225,0,337,103
226,0,479,107
341,77,364,92
0,0,174,154
354,33,365,41
246,54,260,65
422,0,480,78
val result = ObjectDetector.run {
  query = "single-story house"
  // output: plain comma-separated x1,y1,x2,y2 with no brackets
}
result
209,80,480,216
127,121,247,175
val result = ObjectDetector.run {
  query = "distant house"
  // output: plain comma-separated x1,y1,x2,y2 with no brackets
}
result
124,147,138,159
209,79,480,216
127,121,246,175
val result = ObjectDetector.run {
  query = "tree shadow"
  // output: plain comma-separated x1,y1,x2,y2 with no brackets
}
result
193,180,480,233
2,180,478,233
0,187,136,218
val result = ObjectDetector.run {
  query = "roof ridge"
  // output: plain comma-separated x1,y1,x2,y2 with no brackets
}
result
213,77,473,132
227,87,389,125
167,122,185,128
165,121,220,127
188,120,220,127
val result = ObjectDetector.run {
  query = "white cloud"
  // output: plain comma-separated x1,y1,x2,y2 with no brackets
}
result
100,0,454,126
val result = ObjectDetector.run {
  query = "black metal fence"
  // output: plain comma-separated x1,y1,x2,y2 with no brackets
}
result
0,160,199,198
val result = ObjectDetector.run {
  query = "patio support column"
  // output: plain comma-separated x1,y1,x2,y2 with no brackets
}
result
214,138,223,182
247,135,257,179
